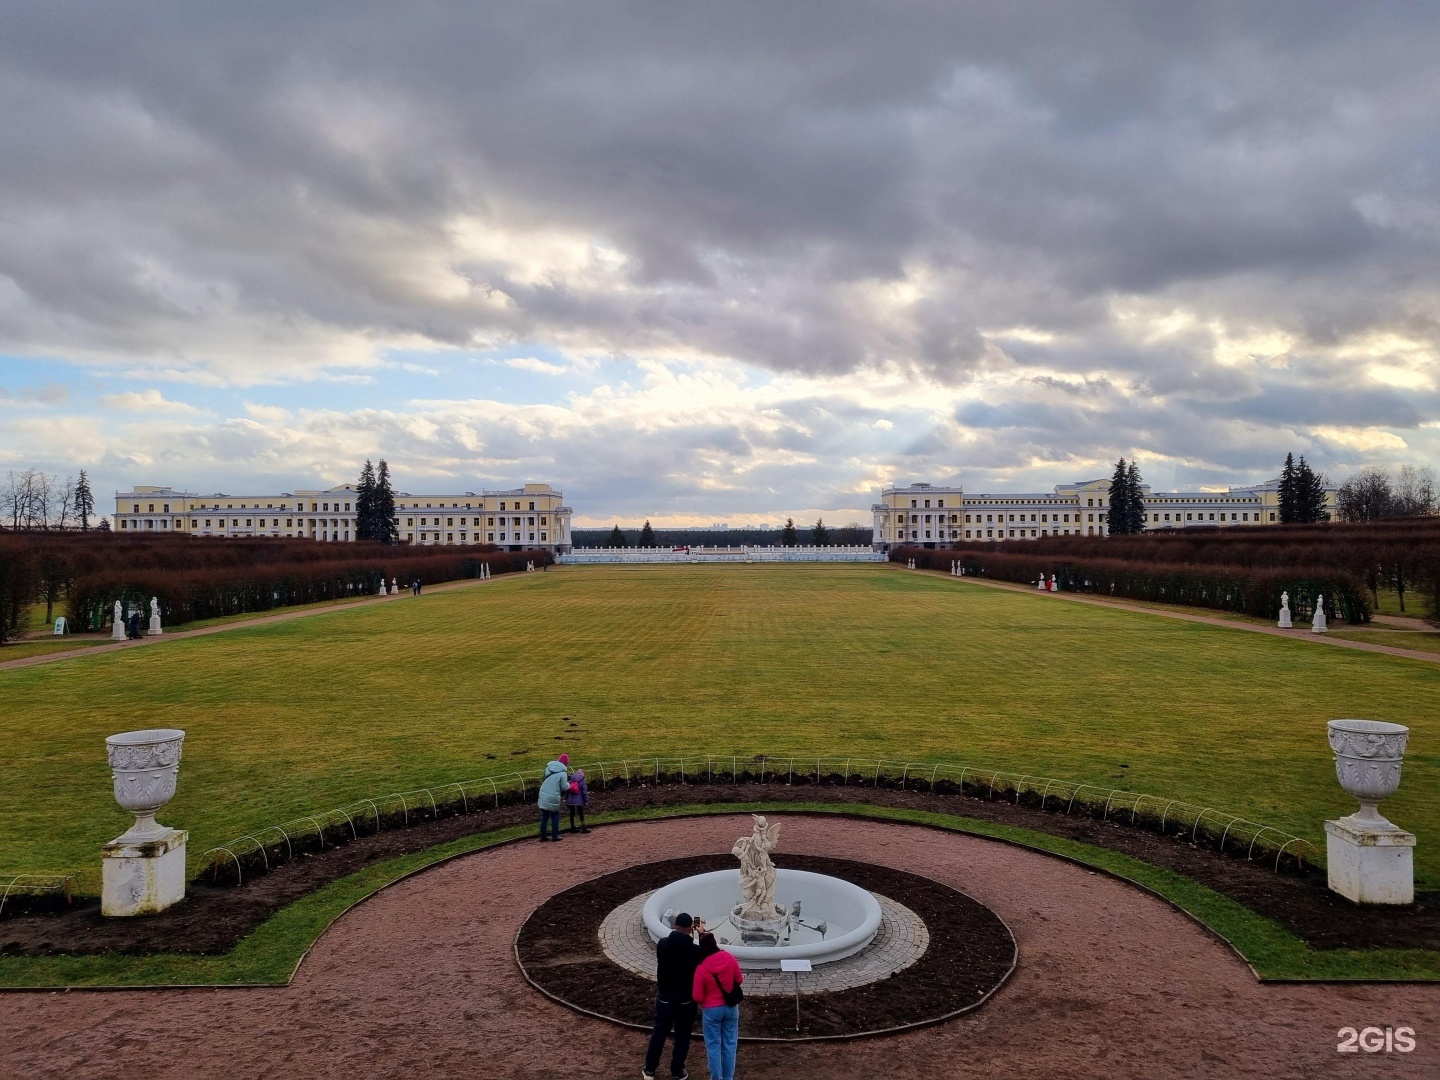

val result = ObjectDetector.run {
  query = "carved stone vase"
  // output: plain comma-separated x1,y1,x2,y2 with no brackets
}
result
1327,719,1408,828
106,728,185,842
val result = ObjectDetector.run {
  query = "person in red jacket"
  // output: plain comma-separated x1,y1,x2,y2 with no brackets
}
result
691,933,742,1080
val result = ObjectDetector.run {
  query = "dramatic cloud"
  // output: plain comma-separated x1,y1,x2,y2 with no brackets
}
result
1,2,1437,517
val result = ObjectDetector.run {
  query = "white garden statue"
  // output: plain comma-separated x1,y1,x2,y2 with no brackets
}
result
148,597,162,636
111,599,125,640
732,814,783,924
389,577,398,594
1278,591,1292,628
1312,594,1328,634
1048,574,1058,592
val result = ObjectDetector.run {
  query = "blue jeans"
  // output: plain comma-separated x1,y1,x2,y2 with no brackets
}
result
701,1004,738,1080
539,808,560,839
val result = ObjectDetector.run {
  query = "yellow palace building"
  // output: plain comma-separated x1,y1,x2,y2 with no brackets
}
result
871,478,1339,549
113,482,573,553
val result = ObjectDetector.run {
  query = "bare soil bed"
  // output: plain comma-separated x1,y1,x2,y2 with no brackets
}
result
515,853,1016,1040
2,778,1436,956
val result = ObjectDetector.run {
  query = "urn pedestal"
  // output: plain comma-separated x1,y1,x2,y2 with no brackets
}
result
1325,818,1413,905
101,728,188,917
102,829,189,916
1325,719,1413,906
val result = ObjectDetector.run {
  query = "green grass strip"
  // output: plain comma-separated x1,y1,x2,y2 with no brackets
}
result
1,801,1435,989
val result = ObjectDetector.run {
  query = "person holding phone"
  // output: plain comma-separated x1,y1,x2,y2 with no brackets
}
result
642,912,706,1080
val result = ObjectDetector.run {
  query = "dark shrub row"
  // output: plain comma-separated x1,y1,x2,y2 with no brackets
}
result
895,545,1373,622
0,531,552,637
892,516,1440,621
66,546,549,629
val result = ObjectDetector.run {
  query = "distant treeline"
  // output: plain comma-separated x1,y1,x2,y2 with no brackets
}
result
574,526,871,548
0,532,551,642
894,517,1440,623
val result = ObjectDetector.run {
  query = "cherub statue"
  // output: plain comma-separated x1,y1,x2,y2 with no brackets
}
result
732,814,782,921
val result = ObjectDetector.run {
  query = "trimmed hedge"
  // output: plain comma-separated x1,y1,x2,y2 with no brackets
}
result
66,545,549,630
897,546,1372,623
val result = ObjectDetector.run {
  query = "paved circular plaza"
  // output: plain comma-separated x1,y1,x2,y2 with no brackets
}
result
599,888,929,994
1,814,1438,1078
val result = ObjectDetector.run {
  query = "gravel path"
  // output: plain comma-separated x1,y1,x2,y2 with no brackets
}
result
2,815,1436,1079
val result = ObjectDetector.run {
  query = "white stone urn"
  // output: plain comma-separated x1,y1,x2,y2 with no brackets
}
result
1327,719,1408,828
106,729,185,842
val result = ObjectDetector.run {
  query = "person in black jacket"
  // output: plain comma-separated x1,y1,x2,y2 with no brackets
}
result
642,911,706,1080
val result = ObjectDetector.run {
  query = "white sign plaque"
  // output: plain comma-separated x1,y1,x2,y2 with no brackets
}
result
780,959,812,973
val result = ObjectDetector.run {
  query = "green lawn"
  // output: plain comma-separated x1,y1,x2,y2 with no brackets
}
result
2,564,1437,889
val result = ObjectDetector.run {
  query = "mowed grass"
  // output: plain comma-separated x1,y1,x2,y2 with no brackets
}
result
2,564,1438,887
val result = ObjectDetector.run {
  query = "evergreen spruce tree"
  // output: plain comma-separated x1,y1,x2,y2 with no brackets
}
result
74,470,94,530
1106,458,1130,534
781,517,798,546
1296,456,1329,523
1125,460,1145,532
638,520,656,547
812,517,829,545
607,524,627,548
375,459,398,542
1277,453,1297,524
354,460,377,540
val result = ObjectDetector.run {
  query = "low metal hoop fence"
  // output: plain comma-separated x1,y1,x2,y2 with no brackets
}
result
197,752,1317,887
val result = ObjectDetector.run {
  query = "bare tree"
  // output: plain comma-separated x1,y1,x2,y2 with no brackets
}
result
1336,467,1394,522
1393,465,1437,517
29,472,54,529
54,476,77,530
3,470,29,529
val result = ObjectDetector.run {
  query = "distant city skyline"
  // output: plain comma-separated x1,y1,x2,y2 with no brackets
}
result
2,5,1436,525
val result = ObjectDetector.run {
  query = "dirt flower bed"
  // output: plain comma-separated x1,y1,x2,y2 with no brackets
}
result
515,854,1016,1040
2,779,1436,957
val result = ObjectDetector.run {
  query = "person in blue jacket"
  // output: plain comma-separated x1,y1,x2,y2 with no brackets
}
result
537,754,570,841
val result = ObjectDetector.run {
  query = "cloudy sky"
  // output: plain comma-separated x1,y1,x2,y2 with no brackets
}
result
1,3,1437,526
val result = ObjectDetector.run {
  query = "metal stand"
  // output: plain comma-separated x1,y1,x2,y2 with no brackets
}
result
780,958,812,1031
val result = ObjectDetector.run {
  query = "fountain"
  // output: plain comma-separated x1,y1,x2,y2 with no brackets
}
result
641,815,882,968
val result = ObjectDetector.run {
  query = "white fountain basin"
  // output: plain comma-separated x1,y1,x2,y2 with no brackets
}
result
641,868,882,969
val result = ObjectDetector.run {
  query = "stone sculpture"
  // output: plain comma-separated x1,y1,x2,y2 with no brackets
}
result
102,729,189,916
148,597,162,636
390,577,398,594
732,814,784,932
111,600,126,641
1312,595,1328,634
1048,575,1058,592
1278,591,1292,628
1037,576,1045,589
1324,719,1413,904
